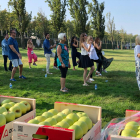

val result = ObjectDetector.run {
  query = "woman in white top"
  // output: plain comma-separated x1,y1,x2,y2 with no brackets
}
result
134,35,140,90
87,36,102,80
79,33,95,86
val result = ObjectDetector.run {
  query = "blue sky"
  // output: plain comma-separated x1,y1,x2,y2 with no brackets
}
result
0,0,139,35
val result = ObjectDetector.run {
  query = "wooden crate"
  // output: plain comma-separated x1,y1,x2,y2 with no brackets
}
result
0,95,36,140
111,110,140,140
13,102,102,140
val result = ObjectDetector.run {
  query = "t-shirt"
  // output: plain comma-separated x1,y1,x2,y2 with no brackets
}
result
43,39,52,54
88,44,99,60
134,45,140,62
8,37,19,60
1,39,9,56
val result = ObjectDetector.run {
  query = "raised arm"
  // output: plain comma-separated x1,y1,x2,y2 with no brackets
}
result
82,43,91,52
72,41,78,48
94,41,102,50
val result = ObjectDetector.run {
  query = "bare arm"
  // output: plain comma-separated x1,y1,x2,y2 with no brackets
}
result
137,53,140,58
94,41,102,50
27,44,33,49
50,44,56,49
57,45,65,68
82,43,91,52
9,45,22,59
72,41,78,48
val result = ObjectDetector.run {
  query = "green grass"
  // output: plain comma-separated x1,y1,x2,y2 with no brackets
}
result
0,48,139,127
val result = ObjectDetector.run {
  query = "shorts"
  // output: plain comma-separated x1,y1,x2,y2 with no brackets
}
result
11,59,23,67
59,66,68,78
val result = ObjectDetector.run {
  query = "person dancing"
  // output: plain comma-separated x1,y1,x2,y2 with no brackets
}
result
87,36,102,80
27,39,37,69
71,36,81,70
79,33,94,86
94,37,113,73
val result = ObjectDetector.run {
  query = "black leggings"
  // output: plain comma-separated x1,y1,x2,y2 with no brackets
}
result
72,51,81,66
3,55,12,71
59,66,68,78
90,59,102,78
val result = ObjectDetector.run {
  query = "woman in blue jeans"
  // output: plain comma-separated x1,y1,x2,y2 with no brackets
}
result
71,36,81,70
57,33,71,92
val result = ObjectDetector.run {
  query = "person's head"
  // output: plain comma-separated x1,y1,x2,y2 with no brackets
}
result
4,34,9,40
80,33,87,47
135,36,140,45
71,36,76,44
87,36,93,44
27,38,32,44
45,33,50,39
95,37,100,44
10,29,16,38
58,33,67,43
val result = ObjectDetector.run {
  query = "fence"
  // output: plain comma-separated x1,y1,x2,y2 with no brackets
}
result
0,36,121,49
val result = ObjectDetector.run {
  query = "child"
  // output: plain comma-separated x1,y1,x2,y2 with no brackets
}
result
79,33,95,86
27,39,37,69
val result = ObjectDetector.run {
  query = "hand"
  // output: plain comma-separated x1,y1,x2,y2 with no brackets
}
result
89,41,92,45
68,63,71,68
62,63,65,68
18,53,22,59
53,44,56,48
100,41,102,45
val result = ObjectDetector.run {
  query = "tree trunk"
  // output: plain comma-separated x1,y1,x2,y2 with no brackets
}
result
121,41,123,50
20,32,25,49
1,29,3,36
112,41,114,50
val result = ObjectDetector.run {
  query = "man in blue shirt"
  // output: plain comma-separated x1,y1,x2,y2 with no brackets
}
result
8,29,26,81
1,34,12,71
43,33,56,74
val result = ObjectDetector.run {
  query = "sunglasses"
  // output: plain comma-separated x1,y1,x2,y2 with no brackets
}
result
84,34,87,37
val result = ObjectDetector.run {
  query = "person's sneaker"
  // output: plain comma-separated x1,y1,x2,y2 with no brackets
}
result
19,75,26,79
89,78,95,82
33,63,37,66
103,69,108,73
53,66,58,70
95,71,102,76
47,72,53,74
10,78,16,81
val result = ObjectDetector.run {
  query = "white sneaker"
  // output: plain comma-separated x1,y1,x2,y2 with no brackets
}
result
90,78,95,82
103,69,107,73
47,72,53,74
53,66,58,70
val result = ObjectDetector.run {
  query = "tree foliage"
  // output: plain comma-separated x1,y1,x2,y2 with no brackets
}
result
68,0,89,36
106,12,115,49
88,0,105,39
45,0,67,34
8,0,31,48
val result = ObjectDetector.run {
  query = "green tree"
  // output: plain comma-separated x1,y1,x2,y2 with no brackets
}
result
9,0,32,48
0,9,9,36
33,11,49,39
45,0,67,34
106,12,115,49
88,0,105,39
68,0,89,36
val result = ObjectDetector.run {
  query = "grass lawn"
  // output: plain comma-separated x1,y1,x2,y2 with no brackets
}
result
0,48,139,127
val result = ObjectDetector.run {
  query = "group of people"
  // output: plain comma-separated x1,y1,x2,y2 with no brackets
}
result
1,29,113,92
